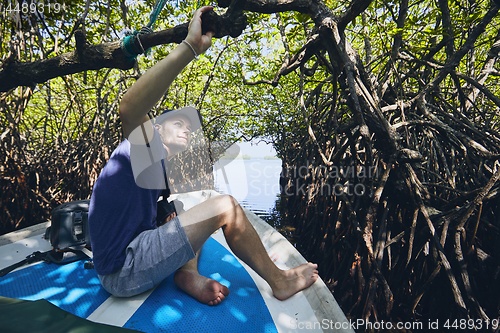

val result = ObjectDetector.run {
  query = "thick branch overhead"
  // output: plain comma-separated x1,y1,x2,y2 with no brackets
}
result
0,10,246,92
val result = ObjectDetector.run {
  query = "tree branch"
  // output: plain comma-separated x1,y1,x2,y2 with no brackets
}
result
0,10,247,93
220,0,312,15
413,2,500,101
338,0,374,31
243,33,322,86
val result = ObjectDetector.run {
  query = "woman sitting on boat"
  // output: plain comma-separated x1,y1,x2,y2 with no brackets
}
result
88,6,318,306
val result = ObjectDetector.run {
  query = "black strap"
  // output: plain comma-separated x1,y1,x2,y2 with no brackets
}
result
0,248,92,278
142,115,171,193
160,159,171,198
0,251,50,277
44,248,89,264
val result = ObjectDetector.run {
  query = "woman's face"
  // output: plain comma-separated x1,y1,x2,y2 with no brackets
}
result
156,115,192,156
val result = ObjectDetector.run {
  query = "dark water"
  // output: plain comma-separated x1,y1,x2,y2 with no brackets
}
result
214,158,282,218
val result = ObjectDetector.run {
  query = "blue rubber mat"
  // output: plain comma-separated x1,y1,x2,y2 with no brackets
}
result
124,237,278,333
0,259,109,318
0,236,278,332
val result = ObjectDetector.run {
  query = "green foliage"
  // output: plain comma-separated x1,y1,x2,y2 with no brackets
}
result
1,0,500,328
0,0,497,206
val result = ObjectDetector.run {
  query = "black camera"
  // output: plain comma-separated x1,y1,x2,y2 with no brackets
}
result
156,197,177,226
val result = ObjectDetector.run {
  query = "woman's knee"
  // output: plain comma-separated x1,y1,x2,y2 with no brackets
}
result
179,194,239,228
213,194,239,215
214,194,238,207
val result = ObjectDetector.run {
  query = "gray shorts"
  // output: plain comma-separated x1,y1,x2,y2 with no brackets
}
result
98,216,195,297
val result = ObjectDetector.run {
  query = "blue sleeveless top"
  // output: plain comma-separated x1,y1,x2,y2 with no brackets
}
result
89,131,167,275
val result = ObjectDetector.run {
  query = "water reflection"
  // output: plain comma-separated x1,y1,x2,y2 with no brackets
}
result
214,158,296,244
214,158,281,218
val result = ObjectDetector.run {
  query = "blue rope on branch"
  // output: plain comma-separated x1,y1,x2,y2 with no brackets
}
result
121,0,168,59
147,0,169,30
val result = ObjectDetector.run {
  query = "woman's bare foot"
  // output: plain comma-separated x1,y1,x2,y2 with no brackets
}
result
174,269,230,305
271,262,319,301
